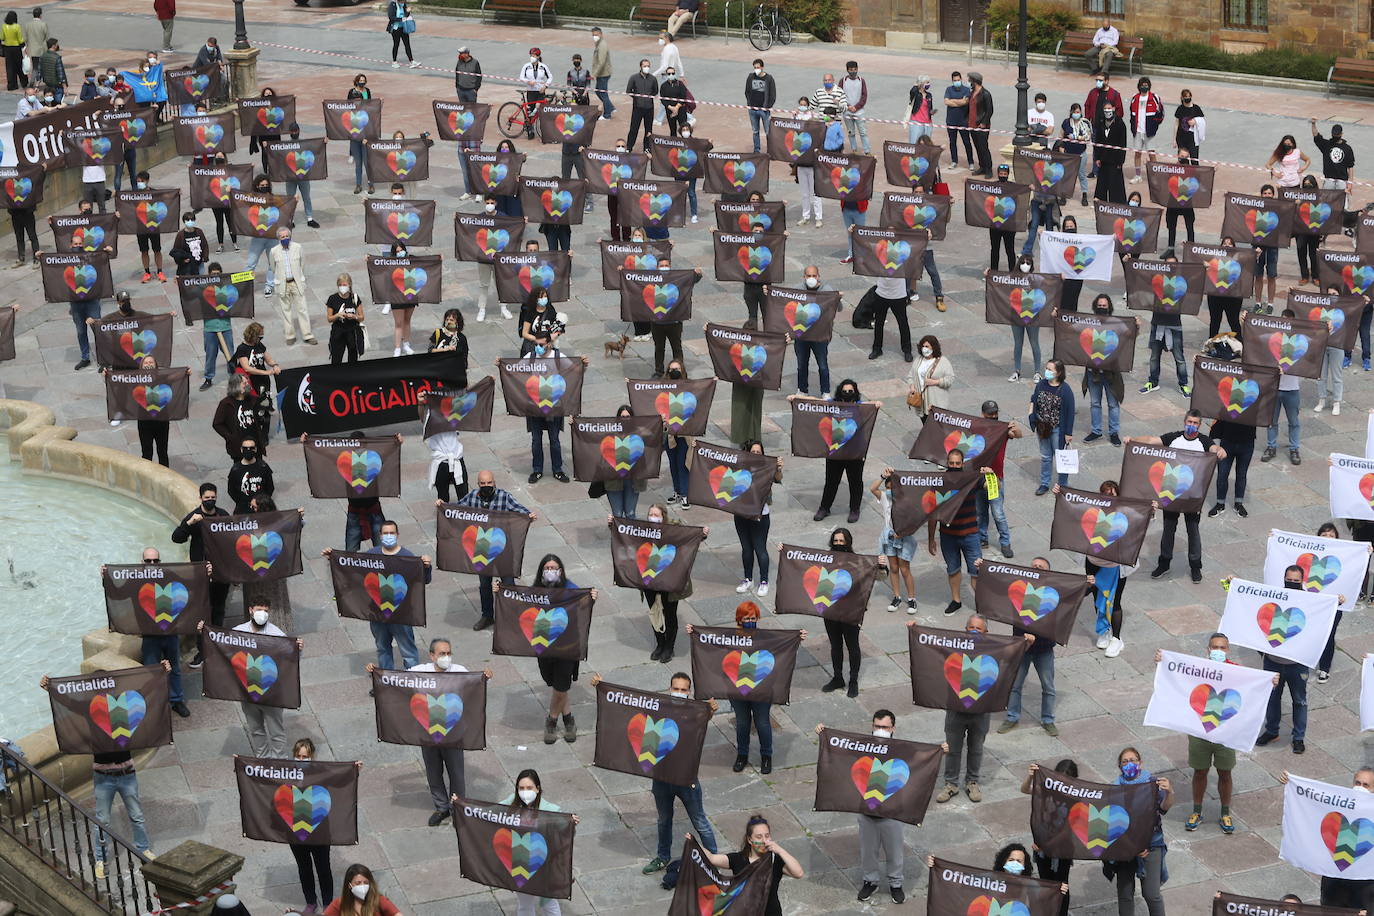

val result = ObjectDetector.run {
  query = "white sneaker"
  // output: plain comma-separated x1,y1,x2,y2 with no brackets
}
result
1095,633,1110,650
391,61,400,69
1008,371,1020,381
409,60,421,69
633,333,652,342
909,292,920,302
690,215,699,224
110,419,122,428
1315,398,1327,413
599,115,611,121
797,217,811,227
1333,401,1342,416
756,581,770,597
501,305,514,320
736,578,753,594
393,347,403,357
476,306,486,322
402,341,415,355
381,302,391,315
1104,636,1124,658
814,220,823,228
1129,176,1142,184
459,193,473,202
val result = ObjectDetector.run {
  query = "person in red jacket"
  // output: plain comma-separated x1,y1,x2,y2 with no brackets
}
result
1083,72,1122,180
154,0,175,52
1128,76,1164,184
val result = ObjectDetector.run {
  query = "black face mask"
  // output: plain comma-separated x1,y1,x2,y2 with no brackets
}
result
240,447,258,461
1284,579,1302,590
830,540,850,552
143,557,160,565
835,388,858,402
667,369,683,379
478,485,496,501
201,498,217,512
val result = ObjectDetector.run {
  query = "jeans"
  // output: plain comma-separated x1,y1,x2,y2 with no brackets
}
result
976,486,1010,550
1087,372,1120,435
940,530,982,576
943,710,989,783
652,780,717,861
1074,150,1090,193
729,699,773,756
1022,199,1056,255
422,744,466,810
1006,650,1056,724
595,76,615,117
794,340,830,394
667,438,689,497
1345,303,1374,361
1158,511,1202,571
607,486,640,519
284,179,313,221
1038,430,1068,488
1147,329,1188,387
1318,346,1345,403
843,111,870,154
735,515,771,581
1215,438,1253,502
69,300,102,360
1263,657,1308,742
1116,847,1166,916
141,635,183,704
1011,325,1041,375
113,148,137,191
202,327,234,381
922,249,943,298
748,109,770,154
907,121,933,144
350,139,366,188
842,205,866,255
946,126,973,165
92,771,149,860
683,177,698,218
1267,388,1301,450
245,235,277,287
368,621,419,670
478,575,516,621
530,420,564,473
458,142,479,197
345,506,386,552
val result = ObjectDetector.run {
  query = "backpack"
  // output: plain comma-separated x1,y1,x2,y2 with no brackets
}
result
823,119,845,152
851,286,878,329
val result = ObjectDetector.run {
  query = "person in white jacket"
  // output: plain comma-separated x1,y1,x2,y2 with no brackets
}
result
652,31,683,124
265,227,316,345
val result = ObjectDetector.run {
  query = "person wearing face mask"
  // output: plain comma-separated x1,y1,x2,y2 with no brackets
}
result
221,598,302,757
602,404,648,517
1026,91,1054,147
1174,90,1203,163
194,35,223,69
521,554,593,745
965,72,993,177
324,863,400,916
130,355,187,465
495,769,582,914
1127,78,1162,183
452,471,537,630
649,258,699,375
987,162,1018,268
519,288,564,348
324,272,365,364
1135,248,1190,394
37,37,64,103
277,122,321,230
1060,102,1093,207
1093,99,1128,203
346,74,375,195
491,139,527,219
782,265,837,396
521,336,584,484
474,194,515,322
385,0,418,69
1266,133,1309,189
1162,153,1197,247
1080,293,1133,445
867,251,912,362
792,380,877,523
1207,408,1257,520
907,334,953,418
1251,563,1313,757
1020,759,1079,911
169,211,208,278
989,257,1042,381
242,174,280,294
698,815,804,916
974,400,1023,557
659,361,694,503
817,527,883,693
652,30,684,85
1054,214,1085,310
228,435,274,514
453,45,482,103
248,87,281,175
1126,410,1225,583
426,307,466,362
1108,746,1173,915
1029,359,1074,495
15,83,43,119
744,58,775,153
990,554,1074,735
231,321,281,432
267,227,317,347
213,375,266,463
115,546,193,717
734,440,782,596
942,70,974,169
1278,766,1374,907
127,170,169,283
590,28,614,120
993,843,1038,880
658,66,690,138
282,738,335,913
173,484,232,661
929,448,986,616
614,503,707,663
336,520,431,671
811,71,848,124
703,601,798,774
518,48,551,139
415,386,469,507
872,470,919,617
626,58,658,153
791,96,824,227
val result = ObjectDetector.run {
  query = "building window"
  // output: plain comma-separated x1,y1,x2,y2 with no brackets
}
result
1224,0,1268,29
1084,0,1125,15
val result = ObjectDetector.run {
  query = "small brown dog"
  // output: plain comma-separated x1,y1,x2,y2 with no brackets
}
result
604,334,631,358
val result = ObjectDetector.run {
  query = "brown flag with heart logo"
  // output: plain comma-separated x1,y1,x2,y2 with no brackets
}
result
363,198,436,247
1281,186,1345,237
1049,487,1154,565
432,100,490,142
983,271,1062,328
366,138,430,183
47,664,173,755
454,797,576,898
50,211,120,256
593,681,711,786
766,116,824,165
1123,259,1205,315
102,562,210,637
963,179,1032,231
790,399,878,460
238,95,297,136
714,200,786,234
1222,192,1296,249
421,378,496,436
599,238,672,289
711,231,786,284
1213,894,1355,916
492,586,595,660
229,191,296,240
494,251,572,303
617,178,689,229
1241,312,1328,379
93,312,173,370
927,857,1067,916
115,188,181,236
1315,249,1374,302
1030,769,1157,860
816,728,944,826
201,510,305,584
618,268,700,323
519,177,588,226
165,62,224,107
464,150,523,195
704,323,787,389
881,191,952,240
908,407,1011,470
0,166,44,209
373,668,486,749
772,544,882,626
64,127,124,169
498,355,585,418
1013,146,1082,199
762,285,840,343
609,516,706,593
883,139,945,191
686,440,780,518
321,98,383,141
454,212,526,263
1118,439,1218,515
571,415,665,482
850,226,928,281
264,138,329,183
1053,311,1138,372
888,468,980,536
1146,161,1215,210
200,624,302,709
701,151,771,196
648,135,713,180
908,625,1029,713
100,106,159,150
973,561,1089,645
581,148,648,195
626,377,716,437
172,113,238,156
1180,242,1257,298
688,626,802,705
1190,357,1279,426
41,252,113,303
435,504,532,578
1094,201,1163,258
302,434,402,498
1287,288,1364,352
537,104,601,146
187,162,254,211
813,151,877,201
0,306,15,361
235,756,359,847
329,549,428,626
104,366,190,422
668,836,775,915
366,253,443,306
176,271,255,323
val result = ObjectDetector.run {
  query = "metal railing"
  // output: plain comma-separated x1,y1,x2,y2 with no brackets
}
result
967,19,990,64
0,745,155,916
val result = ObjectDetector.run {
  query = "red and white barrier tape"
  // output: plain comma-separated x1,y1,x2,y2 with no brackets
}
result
145,880,235,915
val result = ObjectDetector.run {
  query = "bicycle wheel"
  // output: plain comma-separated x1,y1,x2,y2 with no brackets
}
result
776,14,793,45
748,19,774,52
496,101,526,139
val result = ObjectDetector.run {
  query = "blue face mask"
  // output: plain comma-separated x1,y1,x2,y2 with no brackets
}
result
1209,648,1227,662
823,81,834,90
380,533,398,548
1184,423,1200,437
741,620,758,629
1003,860,1025,875
1120,760,1140,780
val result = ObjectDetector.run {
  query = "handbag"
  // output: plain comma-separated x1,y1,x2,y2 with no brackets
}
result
402,15,417,33
587,480,606,498
906,389,923,411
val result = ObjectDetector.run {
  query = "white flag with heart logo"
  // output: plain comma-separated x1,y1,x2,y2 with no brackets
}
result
1036,230,1116,282
1142,650,1274,752
1331,453,1374,522
1362,655,1374,732
1280,773,1374,878
1218,578,1340,668
1264,529,1371,612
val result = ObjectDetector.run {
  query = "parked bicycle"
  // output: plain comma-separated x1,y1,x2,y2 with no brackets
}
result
497,87,578,140
748,2,792,52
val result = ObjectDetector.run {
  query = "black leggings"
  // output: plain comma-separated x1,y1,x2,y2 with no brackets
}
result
11,208,37,259
989,229,1015,271
734,514,771,582
820,458,864,512
390,30,413,62
138,421,169,467
1165,208,1194,247
872,295,911,354
825,618,860,681
1296,235,1321,281
434,458,471,503
329,324,360,364
652,322,684,373
212,207,237,245
290,844,332,908
1207,296,1242,337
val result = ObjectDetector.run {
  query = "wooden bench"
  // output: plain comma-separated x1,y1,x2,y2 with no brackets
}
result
480,0,556,30
629,0,709,37
1055,30,1143,77
1328,57,1374,97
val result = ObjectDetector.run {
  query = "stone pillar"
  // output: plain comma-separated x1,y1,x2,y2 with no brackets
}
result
225,46,260,101
140,841,244,916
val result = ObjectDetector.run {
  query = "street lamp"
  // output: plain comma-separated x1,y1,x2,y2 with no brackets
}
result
1011,0,1031,147
233,0,250,50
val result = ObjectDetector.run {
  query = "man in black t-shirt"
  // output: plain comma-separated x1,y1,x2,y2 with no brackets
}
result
1311,118,1355,192
172,482,232,666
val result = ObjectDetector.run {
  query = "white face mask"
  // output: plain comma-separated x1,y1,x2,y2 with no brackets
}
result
921,346,934,358
680,129,690,138
542,569,560,584
435,654,452,670
338,285,350,296
1357,784,1373,794
518,788,538,804
1035,101,1046,111
593,34,600,42
658,38,666,45
350,884,370,901
641,66,651,74
531,56,539,64
251,610,269,627
670,690,689,699
804,276,820,289
872,728,892,738
648,514,663,523
616,145,627,153
484,203,496,213
1018,263,1032,273
754,68,763,75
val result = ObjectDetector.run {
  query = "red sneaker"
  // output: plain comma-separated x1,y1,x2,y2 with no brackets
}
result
141,270,151,283
157,270,166,283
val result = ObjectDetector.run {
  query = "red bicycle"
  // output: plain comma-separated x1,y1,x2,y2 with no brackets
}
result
497,87,576,140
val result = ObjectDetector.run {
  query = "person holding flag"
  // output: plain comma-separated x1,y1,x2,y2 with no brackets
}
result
695,815,805,916
1106,746,1173,916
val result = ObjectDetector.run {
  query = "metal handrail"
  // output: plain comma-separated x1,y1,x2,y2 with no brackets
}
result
0,746,154,916
723,0,746,43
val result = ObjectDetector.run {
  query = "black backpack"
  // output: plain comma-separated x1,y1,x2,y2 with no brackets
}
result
851,285,878,330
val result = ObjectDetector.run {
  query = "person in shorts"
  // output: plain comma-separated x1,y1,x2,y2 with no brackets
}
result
872,468,918,613
929,447,984,617
1127,77,1163,184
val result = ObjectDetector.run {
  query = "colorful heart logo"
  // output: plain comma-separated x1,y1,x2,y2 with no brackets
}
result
524,373,566,414
3,177,30,203
600,434,645,476
625,253,658,270
920,488,958,514
541,189,573,218
850,756,910,810
875,239,911,272
636,542,676,584
1032,160,1065,189
737,211,772,233
1147,460,1194,506
1008,579,1060,623
461,525,507,570
1078,328,1120,364
1296,552,1341,591
1010,288,1046,323
902,204,939,230
363,572,408,617
1063,245,1095,272
203,283,238,315
476,227,511,256
119,329,158,359
235,531,283,574
655,391,696,432
1267,332,1309,370
729,343,767,378
481,162,509,188
1079,508,1128,552
341,109,369,136
601,162,632,189
1207,257,1242,289
231,651,278,700
818,416,857,453
71,226,105,251
1323,812,1374,871
708,466,752,505
248,205,280,232
1361,473,1374,510
138,582,188,630
668,147,698,174
82,136,112,160
1344,265,1374,295
1151,273,1189,308
194,123,224,149
208,174,240,203
943,653,999,708
1168,175,1199,202
409,691,463,741
785,129,812,159
802,564,852,608
520,606,569,654
640,192,673,221
698,883,749,915
257,106,286,131
518,263,556,293
285,149,314,176
1068,802,1130,857
449,109,475,135
723,160,755,190
557,112,587,138
392,266,427,300
1246,208,1279,238
784,300,821,334
493,828,548,887
88,691,146,746
1189,683,1242,732
335,449,382,493
736,245,771,277
829,166,861,196
136,201,168,230
1256,602,1305,648
627,713,679,772
1114,218,1147,246
1300,201,1332,231
185,73,210,97
984,194,1016,225
901,155,932,183
722,650,774,694
386,210,421,239
1217,376,1260,417
642,282,680,317
439,391,478,426
967,897,1032,916
132,384,174,414
943,431,987,460
273,784,331,841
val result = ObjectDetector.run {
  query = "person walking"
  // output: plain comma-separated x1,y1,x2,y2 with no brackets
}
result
325,273,364,365
154,0,175,52
907,334,953,419
1094,99,1127,203
839,60,870,155
266,227,316,346
385,0,417,69
1030,359,1074,495
2,12,26,91
819,527,871,694
1109,746,1173,911
873,470,918,618
975,399,1022,557
652,30,683,81
21,8,46,80
453,471,535,631
589,28,613,120
494,770,582,916
37,37,64,103
943,71,974,169
733,440,782,597
745,59,775,154
1175,89,1203,162
625,59,657,152
966,72,993,177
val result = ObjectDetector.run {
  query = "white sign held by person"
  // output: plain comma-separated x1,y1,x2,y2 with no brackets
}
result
1331,453,1374,521
1366,410,1374,459
1141,649,1274,753
1264,528,1370,612
1280,773,1374,878
1362,655,1374,731
1218,577,1340,668
1036,230,1116,282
